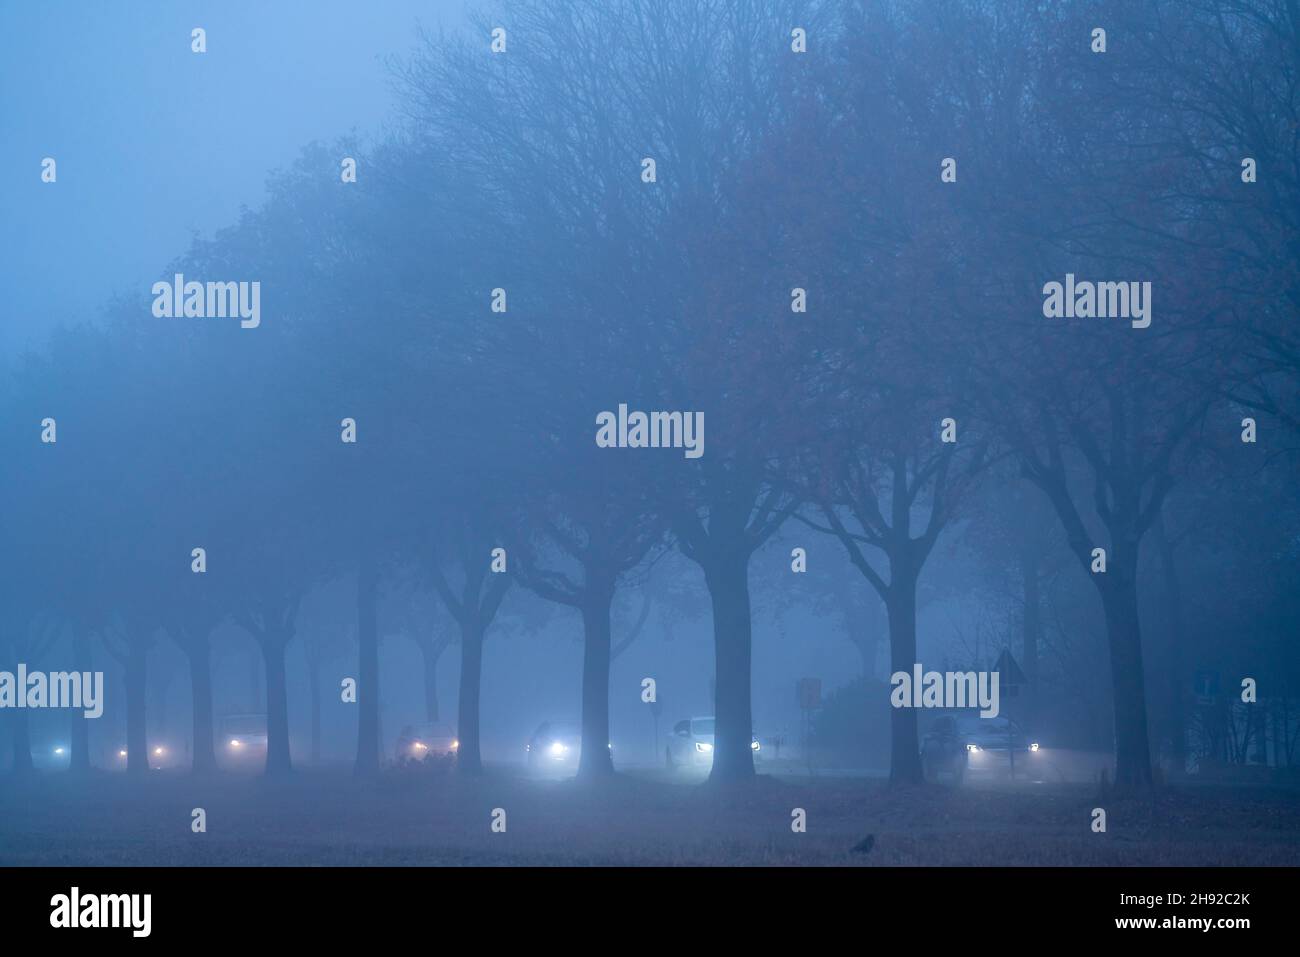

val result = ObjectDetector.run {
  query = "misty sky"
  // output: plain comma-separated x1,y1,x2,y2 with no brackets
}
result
0,0,470,354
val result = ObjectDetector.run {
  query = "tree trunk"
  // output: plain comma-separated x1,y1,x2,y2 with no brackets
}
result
149,666,172,750
1099,557,1154,790
10,709,34,774
125,645,149,776
420,642,441,723
188,638,217,774
704,552,756,783
262,636,292,775
69,632,92,774
578,586,615,778
1020,550,1041,732
248,649,262,714
456,623,485,774
308,656,322,766
1152,513,1187,773
886,569,924,786
354,562,381,776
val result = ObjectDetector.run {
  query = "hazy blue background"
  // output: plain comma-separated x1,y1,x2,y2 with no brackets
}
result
0,0,869,767
0,0,469,354
2,0,1293,798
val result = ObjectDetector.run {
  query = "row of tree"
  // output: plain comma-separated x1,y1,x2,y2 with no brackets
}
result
3,0,1297,791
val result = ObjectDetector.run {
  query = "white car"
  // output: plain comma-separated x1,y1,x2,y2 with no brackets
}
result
395,722,458,765
219,713,269,768
665,716,760,770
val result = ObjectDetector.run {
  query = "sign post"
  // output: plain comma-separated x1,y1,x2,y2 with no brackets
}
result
797,678,821,776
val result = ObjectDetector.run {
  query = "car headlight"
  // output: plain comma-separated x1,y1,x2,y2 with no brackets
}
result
118,749,127,758
451,740,459,751
154,746,165,756
1029,742,1040,752
549,741,567,757
966,744,980,752
696,742,713,753
413,741,427,751
54,747,65,755
229,739,242,748
751,740,760,751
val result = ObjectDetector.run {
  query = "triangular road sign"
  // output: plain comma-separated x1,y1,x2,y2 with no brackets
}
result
994,648,1028,686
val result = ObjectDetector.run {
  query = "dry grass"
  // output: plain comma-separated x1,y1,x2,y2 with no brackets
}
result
1,767,1296,866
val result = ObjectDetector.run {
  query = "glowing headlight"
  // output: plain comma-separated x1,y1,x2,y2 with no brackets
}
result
1029,742,1040,752
451,740,459,751
966,744,980,752
154,747,165,756
549,741,567,757
751,740,760,751
229,739,242,748
414,741,428,751
696,742,713,753
54,747,65,755
118,749,128,757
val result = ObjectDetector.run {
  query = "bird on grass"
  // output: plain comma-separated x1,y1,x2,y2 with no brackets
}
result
851,834,875,855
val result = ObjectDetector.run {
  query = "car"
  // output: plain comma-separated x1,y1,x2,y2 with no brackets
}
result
219,713,269,768
921,714,1042,784
665,716,761,770
525,721,611,772
112,742,181,770
32,740,70,771
394,723,458,765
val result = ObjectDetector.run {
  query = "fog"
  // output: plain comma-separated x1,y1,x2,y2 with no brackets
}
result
2,0,1297,868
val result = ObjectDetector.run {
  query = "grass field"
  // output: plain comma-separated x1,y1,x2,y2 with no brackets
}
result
2,765,1297,866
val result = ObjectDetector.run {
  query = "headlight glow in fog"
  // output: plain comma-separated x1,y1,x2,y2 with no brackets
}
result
1029,742,1040,752
230,739,242,748
549,741,567,757
696,742,713,752
966,744,980,752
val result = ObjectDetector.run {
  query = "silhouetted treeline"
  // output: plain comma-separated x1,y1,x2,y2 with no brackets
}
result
3,0,1297,791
